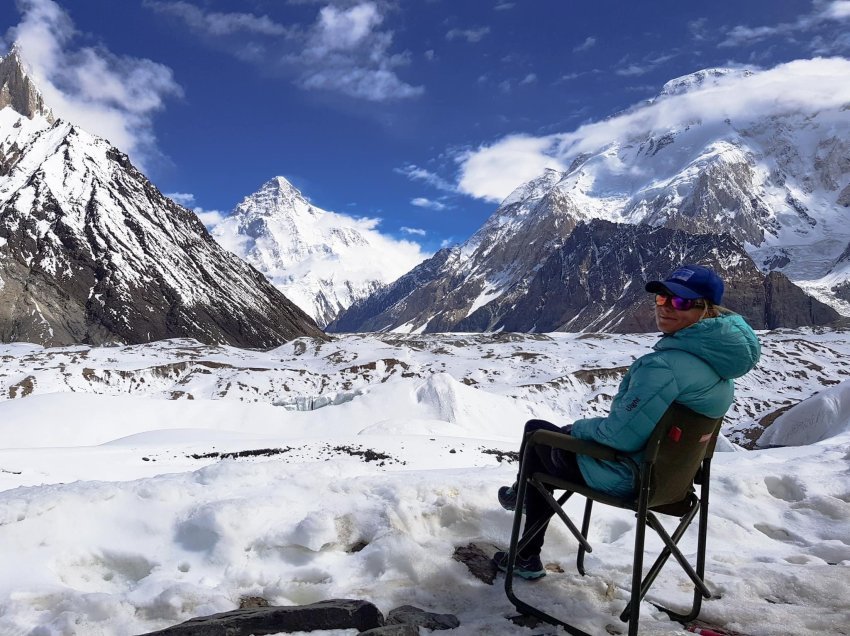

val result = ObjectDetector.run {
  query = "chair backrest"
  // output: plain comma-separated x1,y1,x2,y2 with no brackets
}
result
642,402,724,508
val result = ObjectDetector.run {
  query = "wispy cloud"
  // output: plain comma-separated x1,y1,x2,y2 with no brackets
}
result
411,197,447,211
494,2,515,10
453,58,850,202
147,1,422,102
400,226,427,236
573,36,597,52
4,0,182,169
395,164,456,192
144,1,288,35
720,0,850,49
616,64,650,77
446,27,490,43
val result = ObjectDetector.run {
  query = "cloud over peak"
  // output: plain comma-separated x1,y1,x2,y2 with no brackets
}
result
5,0,182,169
453,57,850,202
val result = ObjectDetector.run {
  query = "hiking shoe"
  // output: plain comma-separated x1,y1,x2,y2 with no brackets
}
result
498,485,523,511
493,550,546,580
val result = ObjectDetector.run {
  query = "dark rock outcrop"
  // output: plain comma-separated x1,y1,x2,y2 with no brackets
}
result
386,605,460,630
137,599,383,636
482,221,841,333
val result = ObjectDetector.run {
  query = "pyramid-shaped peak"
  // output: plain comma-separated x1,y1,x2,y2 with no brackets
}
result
0,45,55,123
262,176,306,197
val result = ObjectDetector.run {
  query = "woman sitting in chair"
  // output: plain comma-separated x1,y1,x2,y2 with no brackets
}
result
494,264,760,579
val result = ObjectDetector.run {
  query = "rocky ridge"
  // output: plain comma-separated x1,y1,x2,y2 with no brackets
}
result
332,67,850,334
0,50,324,347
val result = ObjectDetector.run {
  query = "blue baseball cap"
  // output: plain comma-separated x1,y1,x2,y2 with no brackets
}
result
645,264,724,305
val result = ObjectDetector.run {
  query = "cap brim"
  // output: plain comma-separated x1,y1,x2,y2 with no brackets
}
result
645,280,702,299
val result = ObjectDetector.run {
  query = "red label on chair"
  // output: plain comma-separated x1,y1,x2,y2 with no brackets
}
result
699,433,713,443
668,426,682,442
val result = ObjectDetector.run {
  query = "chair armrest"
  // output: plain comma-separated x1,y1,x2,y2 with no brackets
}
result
527,429,620,462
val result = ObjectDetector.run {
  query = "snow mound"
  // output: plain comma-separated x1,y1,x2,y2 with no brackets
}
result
758,380,850,447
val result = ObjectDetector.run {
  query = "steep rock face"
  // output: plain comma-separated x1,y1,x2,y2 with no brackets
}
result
0,48,54,123
0,106,324,347
329,169,580,333
211,177,422,328
490,221,841,333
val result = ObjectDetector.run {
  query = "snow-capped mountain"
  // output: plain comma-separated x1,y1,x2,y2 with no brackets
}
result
332,66,850,333
211,176,425,328
0,50,324,347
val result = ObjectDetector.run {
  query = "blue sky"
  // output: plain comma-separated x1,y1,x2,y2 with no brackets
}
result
1,0,849,253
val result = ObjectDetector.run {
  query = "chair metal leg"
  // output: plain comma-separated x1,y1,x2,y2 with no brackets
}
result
577,499,593,576
657,462,715,623
534,482,592,553
622,466,651,636
504,453,592,636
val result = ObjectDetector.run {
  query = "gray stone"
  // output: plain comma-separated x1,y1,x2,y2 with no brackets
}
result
386,605,459,630
453,543,499,585
136,599,383,636
361,626,420,636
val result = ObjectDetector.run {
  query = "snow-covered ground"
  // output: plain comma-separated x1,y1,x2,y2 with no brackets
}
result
0,331,849,635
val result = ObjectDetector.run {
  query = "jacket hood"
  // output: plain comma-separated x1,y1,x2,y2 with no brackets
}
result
653,313,760,379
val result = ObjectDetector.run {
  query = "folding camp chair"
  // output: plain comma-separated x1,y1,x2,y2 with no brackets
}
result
503,402,724,636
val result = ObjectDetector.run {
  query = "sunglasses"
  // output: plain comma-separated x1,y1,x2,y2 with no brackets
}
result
655,294,706,311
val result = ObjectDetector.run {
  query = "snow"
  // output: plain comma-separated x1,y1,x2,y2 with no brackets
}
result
209,177,428,327
758,379,850,447
0,331,849,635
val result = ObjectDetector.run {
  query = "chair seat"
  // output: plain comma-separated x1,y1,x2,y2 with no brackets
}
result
534,472,698,517
533,472,636,510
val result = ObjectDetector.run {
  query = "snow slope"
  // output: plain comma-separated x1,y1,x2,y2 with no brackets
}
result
0,331,849,635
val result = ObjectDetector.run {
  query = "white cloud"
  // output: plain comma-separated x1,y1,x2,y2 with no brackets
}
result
446,27,490,43
410,197,446,210
144,1,289,36
400,226,427,236
454,58,850,202
520,73,537,85
147,1,421,102
820,0,850,19
6,0,182,169
294,2,424,101
573,36,597,52
494,2,515,10
455,134,567,202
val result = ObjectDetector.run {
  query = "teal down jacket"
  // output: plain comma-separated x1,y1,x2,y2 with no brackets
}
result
569,313,761,497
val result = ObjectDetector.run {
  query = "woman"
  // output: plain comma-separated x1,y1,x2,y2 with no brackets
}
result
494,264,761,579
